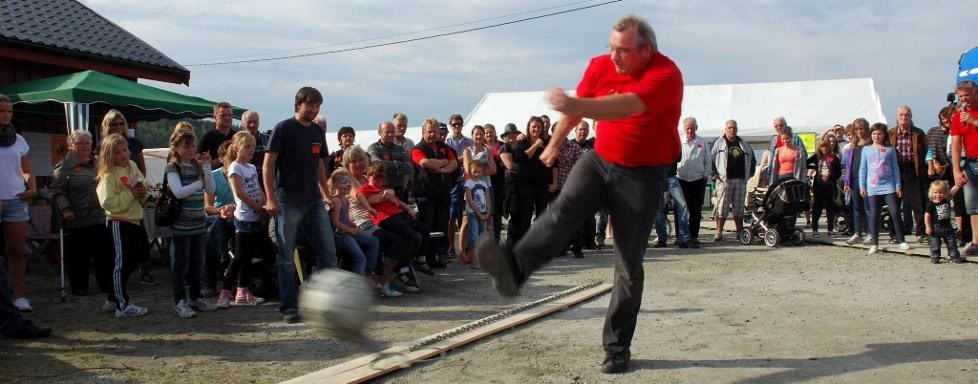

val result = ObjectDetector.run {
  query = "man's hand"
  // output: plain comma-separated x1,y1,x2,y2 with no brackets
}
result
955,169,968,187
540,145,559,167
547,88,573,114
266,199,280,217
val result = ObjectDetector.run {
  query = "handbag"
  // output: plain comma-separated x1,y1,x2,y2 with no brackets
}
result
154,171,182,227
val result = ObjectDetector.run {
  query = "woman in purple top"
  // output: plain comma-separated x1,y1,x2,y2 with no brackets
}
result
859,122,908,254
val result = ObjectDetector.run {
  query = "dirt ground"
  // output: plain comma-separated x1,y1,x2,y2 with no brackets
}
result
2,234,978,383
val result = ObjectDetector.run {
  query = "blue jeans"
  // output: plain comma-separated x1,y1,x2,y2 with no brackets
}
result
654,175,690,243
868,193,904,245
334,231,378,275
274,201,337,315
849,180,868,236
203,215,234,291
171,233,205,304
467,212,488,250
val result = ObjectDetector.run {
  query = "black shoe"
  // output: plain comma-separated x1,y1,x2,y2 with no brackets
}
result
917,236,929,245
584,242,596,250
952,257,965,264
690,239,701,246
888,238,900,244
429,256,448,269
413,261,435,276
282,313,301,324
2,320,52,339
572,249,584,258
399,270,420,289
474,233,521,297
601,350,631,374
677,242,689,249
931,258,942,264
653,241,667,248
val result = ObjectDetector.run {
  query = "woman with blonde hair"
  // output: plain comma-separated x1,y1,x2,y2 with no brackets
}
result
0,94,37,312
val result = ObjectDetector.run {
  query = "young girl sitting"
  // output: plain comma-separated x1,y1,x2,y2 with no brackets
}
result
462,161,493,265
165,130,217,318
95,134,150,317
924,180,963,264
328,169,378,279
217,132,266,308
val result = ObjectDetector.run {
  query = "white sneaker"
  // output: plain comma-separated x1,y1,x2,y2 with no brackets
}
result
899,242,910,251
868,246,878,254
862,235,873,245
14,297,32,312
102,300,118,312
189,298,217,312
846,234,860,245
115,303,149,318
964,242,978,256
174,299,196,318
380,282,403,297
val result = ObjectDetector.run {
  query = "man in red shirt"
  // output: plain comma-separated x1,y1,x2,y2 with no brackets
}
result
951,80,978,255
476,14,683,374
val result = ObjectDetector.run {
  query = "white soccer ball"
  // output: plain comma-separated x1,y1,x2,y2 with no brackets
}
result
299,269,374,340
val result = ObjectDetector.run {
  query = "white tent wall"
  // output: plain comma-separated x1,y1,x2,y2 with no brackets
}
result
455,78,887,143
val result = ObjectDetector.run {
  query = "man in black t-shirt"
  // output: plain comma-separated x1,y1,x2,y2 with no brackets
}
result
710,120,754,241
198,102,238,169
263,87,337,324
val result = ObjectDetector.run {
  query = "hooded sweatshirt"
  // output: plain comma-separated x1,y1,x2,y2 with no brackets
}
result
96,160,147,225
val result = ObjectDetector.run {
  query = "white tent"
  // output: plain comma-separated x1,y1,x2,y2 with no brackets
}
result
459,78,887,140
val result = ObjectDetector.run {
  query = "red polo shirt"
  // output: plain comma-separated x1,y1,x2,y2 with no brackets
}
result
576,52,684,167
951,106,978,158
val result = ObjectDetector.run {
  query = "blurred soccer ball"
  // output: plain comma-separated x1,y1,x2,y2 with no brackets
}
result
299,269,374,340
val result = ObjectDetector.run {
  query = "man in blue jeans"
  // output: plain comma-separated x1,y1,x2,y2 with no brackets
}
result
263,86,337,324
477,14,683,374
653,159,694,248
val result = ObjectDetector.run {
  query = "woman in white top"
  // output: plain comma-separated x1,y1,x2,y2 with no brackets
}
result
0,94,37,312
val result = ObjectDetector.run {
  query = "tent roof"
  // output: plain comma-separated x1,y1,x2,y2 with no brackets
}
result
0,70,245,121
463,78,887,139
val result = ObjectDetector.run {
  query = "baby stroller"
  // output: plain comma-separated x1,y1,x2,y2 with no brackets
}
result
739,177,812,247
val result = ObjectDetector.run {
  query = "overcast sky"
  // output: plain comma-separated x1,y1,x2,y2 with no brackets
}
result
82,0,977,135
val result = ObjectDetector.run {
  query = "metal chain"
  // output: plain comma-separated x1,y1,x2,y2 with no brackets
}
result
407,280,603,352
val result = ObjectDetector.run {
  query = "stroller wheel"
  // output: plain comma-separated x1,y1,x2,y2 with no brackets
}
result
790,228,806,246
738,228,754,245
764,228,780,247
832,213,850,235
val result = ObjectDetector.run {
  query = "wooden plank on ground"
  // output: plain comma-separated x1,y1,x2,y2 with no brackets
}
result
282,283,612,384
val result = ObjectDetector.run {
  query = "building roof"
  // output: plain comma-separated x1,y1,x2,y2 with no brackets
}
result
0,0,190,84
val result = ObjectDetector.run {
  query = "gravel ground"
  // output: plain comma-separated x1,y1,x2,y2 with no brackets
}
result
2,234,978,383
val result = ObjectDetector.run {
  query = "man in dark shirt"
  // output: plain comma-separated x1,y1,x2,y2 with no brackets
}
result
262,87,337,324
710,120,755,241
198,102,237,169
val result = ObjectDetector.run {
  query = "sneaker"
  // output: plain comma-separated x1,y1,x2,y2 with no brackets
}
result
827,231,835,237
13,298,32,313
390,276,419,293
380,282,403,297
601,350,631,374
2,320,52,339
446,248,457,259
951,257,965,264
216,289,233,309
888,238,900,244
846,234,861,245
713,233,723,242
139,272,159,286
174,299,196,318
413,261,435,276
283,313,301,324
964,243,978,255
868,246,878,255
917,236,929,244
400,268,420,289
102,300,118,312
190,298,217,312
115,303,149,318
812,231,819,238
474,233,521,298
899,242,910,251
234,291,265,306
862,235,873,245
931,258,942,264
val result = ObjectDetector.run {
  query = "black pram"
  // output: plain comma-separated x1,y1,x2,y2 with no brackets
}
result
739,177,812,247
